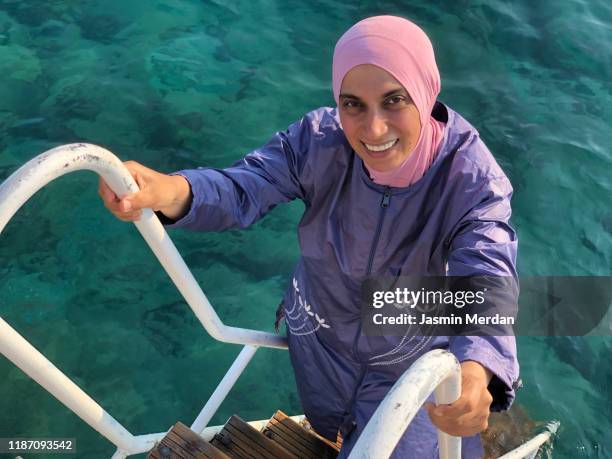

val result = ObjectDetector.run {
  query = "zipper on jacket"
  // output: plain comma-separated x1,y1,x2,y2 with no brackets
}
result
347,187,392,418
352,188,391,357
365,189,391,275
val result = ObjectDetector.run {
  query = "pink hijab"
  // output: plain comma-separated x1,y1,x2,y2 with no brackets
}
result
333,16,446,187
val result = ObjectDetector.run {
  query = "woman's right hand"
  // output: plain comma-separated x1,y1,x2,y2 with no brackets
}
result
97,160,192,222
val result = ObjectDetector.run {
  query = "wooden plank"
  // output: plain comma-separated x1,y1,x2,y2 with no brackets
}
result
224,423,272,459
210,427,253,459
265,419,319,458
147,422,230,459
296,414,343,452
210,415,297,459
263,427,319,459
226,416,297,459
264,411,339,458
171,424,229,459
271,414,323,453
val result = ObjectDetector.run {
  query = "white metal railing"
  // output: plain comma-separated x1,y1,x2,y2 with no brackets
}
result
498,421,560,459
348,348,462,459
0,144,559,459
0,144,286,458
347,349,560,459
0,144,286,350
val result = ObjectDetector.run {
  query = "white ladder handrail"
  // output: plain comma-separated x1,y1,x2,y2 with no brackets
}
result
497,421,560,459
348,348,462,459
0,143,286,457
0,143,287,349
0,317,154,453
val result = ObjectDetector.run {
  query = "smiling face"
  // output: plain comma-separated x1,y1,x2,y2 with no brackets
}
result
338,64,422,172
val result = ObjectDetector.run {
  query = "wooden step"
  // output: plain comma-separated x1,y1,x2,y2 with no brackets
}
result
147,413,342,459
147,422,230,459
148,403,541,459
262,411,340,459
296,415,343,453
210,415,297,459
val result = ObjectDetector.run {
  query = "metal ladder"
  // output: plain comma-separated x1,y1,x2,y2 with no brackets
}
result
0,144,558,458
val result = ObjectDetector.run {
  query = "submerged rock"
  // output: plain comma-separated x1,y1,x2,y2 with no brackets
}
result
482,403,541,458
0,43,41,82
78,13,125,44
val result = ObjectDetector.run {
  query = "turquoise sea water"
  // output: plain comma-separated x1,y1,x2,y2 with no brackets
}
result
0,1,610,458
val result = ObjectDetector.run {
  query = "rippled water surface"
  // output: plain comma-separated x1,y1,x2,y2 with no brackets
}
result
0,1,610,457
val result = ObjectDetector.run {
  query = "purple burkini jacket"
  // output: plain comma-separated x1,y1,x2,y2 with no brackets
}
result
168,102,520,458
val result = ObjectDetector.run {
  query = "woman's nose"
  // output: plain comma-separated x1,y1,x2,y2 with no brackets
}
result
364,110,388,139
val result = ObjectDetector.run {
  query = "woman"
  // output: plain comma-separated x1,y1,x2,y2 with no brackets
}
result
99,16,519,458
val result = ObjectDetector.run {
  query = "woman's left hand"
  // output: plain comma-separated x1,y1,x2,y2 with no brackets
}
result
425,360,493,436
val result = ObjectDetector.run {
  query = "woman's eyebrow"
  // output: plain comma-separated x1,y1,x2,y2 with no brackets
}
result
382,88,407,97
339,87,407,100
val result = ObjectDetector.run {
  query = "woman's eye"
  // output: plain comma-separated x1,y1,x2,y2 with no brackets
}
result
343,100,361,109
385,96,406,106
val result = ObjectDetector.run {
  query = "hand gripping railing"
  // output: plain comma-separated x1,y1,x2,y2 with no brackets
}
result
347,348,560,459
0,143,287,458
348,348,462,459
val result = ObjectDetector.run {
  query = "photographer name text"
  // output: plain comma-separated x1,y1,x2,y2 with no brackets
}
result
371,312,514,325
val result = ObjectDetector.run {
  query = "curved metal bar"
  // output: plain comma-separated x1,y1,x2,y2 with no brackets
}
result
497,421,559,459
0,143,286,455
191,345,259,433
0,317,142,452
348,349,462,459
110,449,128,459
0,143,287,350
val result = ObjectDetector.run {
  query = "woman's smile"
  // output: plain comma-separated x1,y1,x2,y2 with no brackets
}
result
362,138,399,153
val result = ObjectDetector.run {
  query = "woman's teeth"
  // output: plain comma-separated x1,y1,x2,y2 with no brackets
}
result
364,139,398,152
